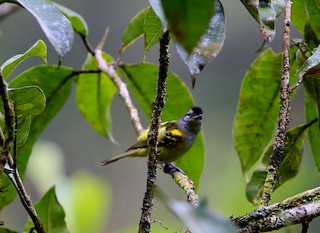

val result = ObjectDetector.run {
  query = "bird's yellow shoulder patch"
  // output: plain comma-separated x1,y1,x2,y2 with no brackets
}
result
169,128,183,137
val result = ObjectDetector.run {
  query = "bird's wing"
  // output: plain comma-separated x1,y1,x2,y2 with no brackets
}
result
158,121,183,147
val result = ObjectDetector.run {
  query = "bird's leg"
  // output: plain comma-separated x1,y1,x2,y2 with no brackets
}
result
162,162,186,175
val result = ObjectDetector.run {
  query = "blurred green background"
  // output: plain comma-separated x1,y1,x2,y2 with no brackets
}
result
0,0,319,232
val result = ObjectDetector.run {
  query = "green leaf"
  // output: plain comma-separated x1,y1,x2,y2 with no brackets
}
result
9,86,46,116
0,66,74,210
291,0,307,33
25,186,69,233
167,199,237,233
305,93,320,172
161,0,215,54
176,0,225,86
246,124,308,204
68,172,111,233
0,40,47,79
296,44,320,79
0,228,18,233
16,0,74,57
303,78,320,127
149,0,167,29
120,63,204,189
76,54,116,142
16,115,31,147
144,7,162,55
120,7,148,53
53,2,89,37
233,49,281,177
240,0,285,52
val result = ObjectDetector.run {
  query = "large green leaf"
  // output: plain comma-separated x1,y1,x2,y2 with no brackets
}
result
0,40,47,79
143,7,162,55
120,7,149,53
76,53,116,142
160,0,215,54
16,0,74,57
176,0,225,86
119,6,162,56
25,186,69,233
120,63,204,189
305,93,320,172
233,49,281,177
53,2,89,37
246,124,308,204
0,66,74,210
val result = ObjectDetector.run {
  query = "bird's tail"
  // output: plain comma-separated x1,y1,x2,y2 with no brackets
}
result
100,151,133,166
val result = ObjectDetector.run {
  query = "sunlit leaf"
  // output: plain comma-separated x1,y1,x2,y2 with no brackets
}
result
144,7,162,55
76,53,116,143
246,124,309,204
17,0,74,57
0,40,47,79
233,49,281,177
305,93,320,172
176,0,225,86
0,66,74,210
53,2,89,37
25,186,69,233
120,7,148,53
120,63,204,189
161,0,215,53
167,199,237,233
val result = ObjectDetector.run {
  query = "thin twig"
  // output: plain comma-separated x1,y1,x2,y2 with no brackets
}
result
232,186,320,232
260,0,291,207
138,30,170,233
95,49,143,136
80,34,95,56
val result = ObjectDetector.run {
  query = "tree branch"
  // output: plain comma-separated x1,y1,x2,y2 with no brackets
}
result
260,0,292,207
163,162,199,207
95,49,144,136
138,30,170,233
232,186,320,232
0,74,44,233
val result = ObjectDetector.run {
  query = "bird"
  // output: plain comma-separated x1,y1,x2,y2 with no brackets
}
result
100,106,203,166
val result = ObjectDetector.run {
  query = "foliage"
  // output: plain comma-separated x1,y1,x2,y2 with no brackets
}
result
0,0,319,232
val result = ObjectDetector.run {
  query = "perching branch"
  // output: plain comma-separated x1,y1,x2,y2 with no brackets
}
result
260,0,292,207
232,186,320,232
138,30,170,233
0,74,45,233
163,162,199,207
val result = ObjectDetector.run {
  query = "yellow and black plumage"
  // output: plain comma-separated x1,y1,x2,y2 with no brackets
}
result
100,106,203,165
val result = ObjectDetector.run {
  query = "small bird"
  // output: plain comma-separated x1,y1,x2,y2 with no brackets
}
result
101,106,203,165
